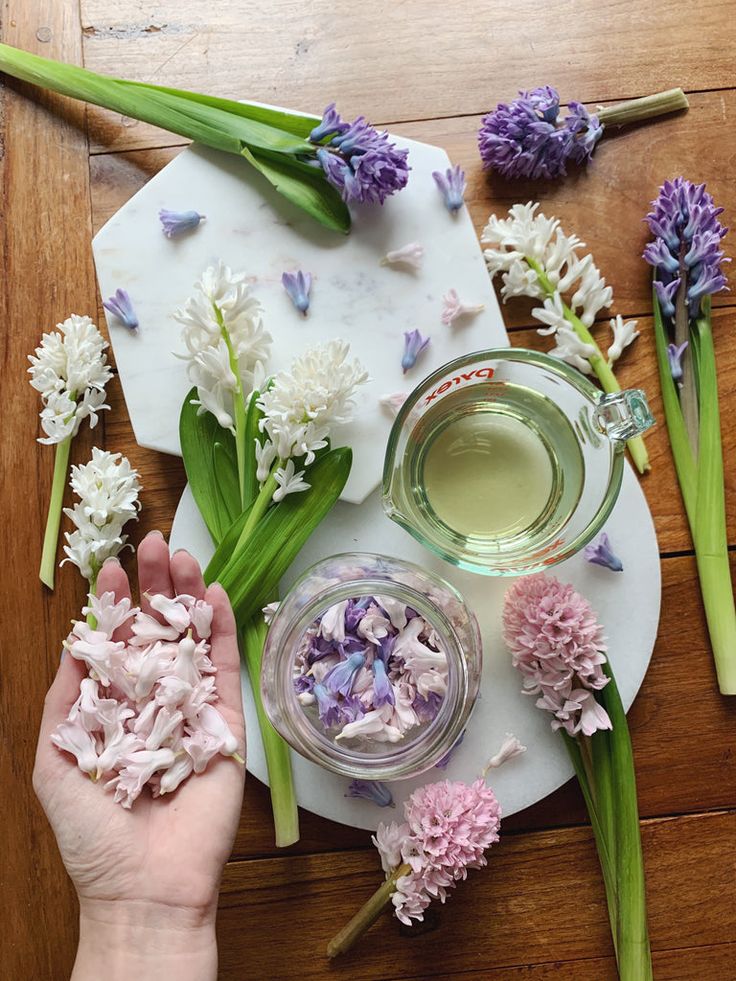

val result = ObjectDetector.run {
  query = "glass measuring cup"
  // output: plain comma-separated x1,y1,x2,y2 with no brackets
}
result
382,348,654,576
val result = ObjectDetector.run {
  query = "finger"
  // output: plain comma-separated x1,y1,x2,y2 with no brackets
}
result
170,549,206,601
95,556,135,642
137,531,174,618
205,583,244,722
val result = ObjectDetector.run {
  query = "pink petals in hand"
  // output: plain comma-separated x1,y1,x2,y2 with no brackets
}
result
51,590,240,807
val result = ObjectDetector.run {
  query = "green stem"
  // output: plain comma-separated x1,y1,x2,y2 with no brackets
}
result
230,469,279,557
561,732,619,956
598,88,689,127
599,666,653,980
242,616,299,847
692,306,736,694
327,863,412,958
39,435,73,589
527,259,650,473
216,308,248,508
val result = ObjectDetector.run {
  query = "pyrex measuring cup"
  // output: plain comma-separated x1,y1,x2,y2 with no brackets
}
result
382,348,654,576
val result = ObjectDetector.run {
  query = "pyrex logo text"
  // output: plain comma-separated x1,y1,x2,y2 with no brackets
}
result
424,367,495,405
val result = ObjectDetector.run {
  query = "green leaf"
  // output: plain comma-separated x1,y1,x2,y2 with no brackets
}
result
242,147,351,234
203,502,255,585
179,388,239,545
220,447,352,621
212,440,241,526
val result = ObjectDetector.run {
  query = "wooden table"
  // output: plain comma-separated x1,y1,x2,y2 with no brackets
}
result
2,2,735,978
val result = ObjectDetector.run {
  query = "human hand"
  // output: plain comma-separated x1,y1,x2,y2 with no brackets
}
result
33,532,245,980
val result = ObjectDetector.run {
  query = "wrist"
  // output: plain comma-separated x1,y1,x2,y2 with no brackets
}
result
74,897,218,981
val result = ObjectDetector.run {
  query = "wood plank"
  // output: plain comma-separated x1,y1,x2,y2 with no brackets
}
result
0,2,98,979
79,1,736,152
213,811,736,980
399,943,736,980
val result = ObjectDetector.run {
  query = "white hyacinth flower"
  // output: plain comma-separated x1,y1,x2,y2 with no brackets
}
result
62,448,142,583
272,459,311,502
174,260,272,430
380,242,424,270
28,314,112,445
257,339,369,474
548,327,596,375
607,315,640,365
441,289,485,326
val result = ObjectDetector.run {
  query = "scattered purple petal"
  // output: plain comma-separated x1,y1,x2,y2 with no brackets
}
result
432,164,466,214
158,209,205,238
323,652,365,697
401,329,430,374
345,779,395,807
281,270,313,316
372,658,395,707
103,289,139,331
583,532,624,572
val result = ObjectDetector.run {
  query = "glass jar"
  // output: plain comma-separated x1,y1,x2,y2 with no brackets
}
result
261,553,482,780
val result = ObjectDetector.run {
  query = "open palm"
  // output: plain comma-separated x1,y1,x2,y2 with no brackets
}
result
33,533,246,917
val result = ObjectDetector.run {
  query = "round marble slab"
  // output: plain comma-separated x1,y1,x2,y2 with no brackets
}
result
170,461,660,831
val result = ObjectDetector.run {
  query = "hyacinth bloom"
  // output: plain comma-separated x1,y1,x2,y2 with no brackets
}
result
432,165,466,213
158,208,205,237
503,574,652,978
483,203,650,474
281,269,312,316
441,289,485,326
103,288,139,331
478,85,688,181
584,532,624,572
344,779,395,808
380,241,424,270
52,591,241,808
644,178,736,695
401,329,430,374
378,391,408,417
309,102,410,205
328,777,501,956
28,314,113,589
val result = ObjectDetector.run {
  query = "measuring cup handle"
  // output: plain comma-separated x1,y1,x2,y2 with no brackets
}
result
595,389,655,442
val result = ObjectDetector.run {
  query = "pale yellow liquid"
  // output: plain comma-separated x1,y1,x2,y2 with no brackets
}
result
422,411,554,538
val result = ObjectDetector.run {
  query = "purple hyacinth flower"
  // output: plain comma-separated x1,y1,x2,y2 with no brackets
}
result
323,652,365,697
371,658,395,708
311,105,409,205
667,341,689,381
435,731,465,769
337,694,366,725
477,86,604,180
309,103,350,144
413,691,443,723
313,684,341,727
158,209,205,238
344,779,395,807
644,177,730,321
401,329,430,374
294,673,315,695
432,164,466,214
584,532,624,572
103,288,139,331
281,270,312,316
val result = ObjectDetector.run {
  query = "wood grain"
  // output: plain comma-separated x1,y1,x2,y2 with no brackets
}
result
79,0,736,150
213,811,736,980
0,2,97,979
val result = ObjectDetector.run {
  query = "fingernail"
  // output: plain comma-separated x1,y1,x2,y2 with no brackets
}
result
145,530,165,540
102,556,121,568
172,548,190,557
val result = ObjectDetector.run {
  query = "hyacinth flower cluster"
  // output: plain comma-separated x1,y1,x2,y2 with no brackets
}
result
308,103,410,206
52,591,241,807
503,575,651,979
644,178,736,694
294,597,449,744
478,85,688,181
328,777,502,957
0,45,416,232
176,261,368,846
28,314,113,590
482,202,649,473
62,448,142,588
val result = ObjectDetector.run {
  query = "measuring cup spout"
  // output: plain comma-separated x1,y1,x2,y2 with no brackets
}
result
594,389,655,443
